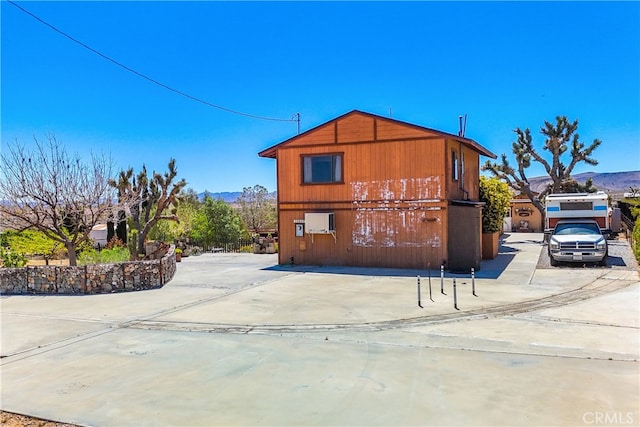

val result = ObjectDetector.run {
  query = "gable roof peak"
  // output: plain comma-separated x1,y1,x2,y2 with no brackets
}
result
258,109,497,159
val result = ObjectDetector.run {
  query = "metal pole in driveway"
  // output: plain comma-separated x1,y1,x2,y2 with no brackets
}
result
440,264,446,295
472,267,477,297
417,276,423,308
428,264,434,302
453,278,459,310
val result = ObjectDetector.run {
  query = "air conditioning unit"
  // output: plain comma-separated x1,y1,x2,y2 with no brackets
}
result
305,212,335,234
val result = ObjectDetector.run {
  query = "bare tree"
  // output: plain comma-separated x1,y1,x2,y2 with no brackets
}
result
0,136,115,266
483,116,601,215
237,185,276,234
111,159,186,257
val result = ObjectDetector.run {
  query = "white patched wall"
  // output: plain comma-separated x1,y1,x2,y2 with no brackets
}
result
351,177,442,248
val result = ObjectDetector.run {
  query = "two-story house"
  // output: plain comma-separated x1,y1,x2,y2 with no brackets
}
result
258,110,497,271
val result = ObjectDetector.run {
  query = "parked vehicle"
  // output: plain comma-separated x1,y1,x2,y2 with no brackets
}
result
545,192,610,233
547,219,608,266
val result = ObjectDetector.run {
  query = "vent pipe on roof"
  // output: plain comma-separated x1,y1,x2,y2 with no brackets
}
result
458,114,467,137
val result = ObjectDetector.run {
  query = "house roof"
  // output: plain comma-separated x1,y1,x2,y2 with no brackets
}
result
258,110,497,159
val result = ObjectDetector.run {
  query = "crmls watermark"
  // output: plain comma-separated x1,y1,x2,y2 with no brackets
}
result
583,411,635,425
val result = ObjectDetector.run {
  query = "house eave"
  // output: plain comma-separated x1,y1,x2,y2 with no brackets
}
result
451,200,485,207
257,110,498,159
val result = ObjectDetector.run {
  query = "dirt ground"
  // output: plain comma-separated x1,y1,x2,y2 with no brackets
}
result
0,411,79,427
26,259,69,266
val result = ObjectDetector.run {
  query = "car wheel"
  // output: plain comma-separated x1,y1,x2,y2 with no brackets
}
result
598,255,608,267
549,252,558,267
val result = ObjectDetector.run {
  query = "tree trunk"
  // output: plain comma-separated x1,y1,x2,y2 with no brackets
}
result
138,233,146,258
116,211,127,243
66,241,77,266
107,220,115,243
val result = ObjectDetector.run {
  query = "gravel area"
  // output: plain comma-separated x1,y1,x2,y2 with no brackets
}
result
0,411,79,427
537,234,639,270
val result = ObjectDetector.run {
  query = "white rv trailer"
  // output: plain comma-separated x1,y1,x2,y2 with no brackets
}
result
544,192,610,232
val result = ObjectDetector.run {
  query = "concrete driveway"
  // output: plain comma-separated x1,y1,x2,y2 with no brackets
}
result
1,234,639,426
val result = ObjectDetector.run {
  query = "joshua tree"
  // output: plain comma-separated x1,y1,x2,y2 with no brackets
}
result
483,116,601,215
110,159,186,257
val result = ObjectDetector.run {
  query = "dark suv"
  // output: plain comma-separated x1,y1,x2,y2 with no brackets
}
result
547,219,608,266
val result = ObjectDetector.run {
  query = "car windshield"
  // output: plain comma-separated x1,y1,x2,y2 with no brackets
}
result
554,223,601,235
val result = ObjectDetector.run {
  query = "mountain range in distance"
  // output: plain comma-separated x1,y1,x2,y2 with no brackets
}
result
196,191,278,204
198,170,640,202
196,191,252,204
527,170,640,197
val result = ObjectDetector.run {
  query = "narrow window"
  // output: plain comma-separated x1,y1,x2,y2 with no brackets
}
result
452,151,458,181
302,154,343,184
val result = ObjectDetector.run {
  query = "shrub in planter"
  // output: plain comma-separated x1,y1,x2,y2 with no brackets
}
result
479,176,511,259
480,176,512,234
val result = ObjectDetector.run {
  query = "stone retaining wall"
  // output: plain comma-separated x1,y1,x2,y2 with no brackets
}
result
0,246,177,295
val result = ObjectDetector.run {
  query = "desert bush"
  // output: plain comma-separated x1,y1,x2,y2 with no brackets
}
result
633,217,640,261
105,236,126,249
78,247,130,265
239,245,253,253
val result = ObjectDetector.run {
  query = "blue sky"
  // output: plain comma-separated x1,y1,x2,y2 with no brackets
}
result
2,1,639,194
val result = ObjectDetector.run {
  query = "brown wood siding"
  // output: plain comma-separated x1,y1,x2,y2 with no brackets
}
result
336,114,375,143
376,119,440,140
446,139,478,201
276,133,450,268
288,122,336,145
447,205,482,272
277,138,446,203
271,112,485,269
460,144,480,200
279,206,448,269
445,140,457,200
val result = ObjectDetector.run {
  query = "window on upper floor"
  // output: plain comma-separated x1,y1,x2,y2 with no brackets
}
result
452,150,459,181
302,154,343,184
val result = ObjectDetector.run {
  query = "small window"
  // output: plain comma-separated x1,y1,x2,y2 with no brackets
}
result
302,154,343,184
560,202,593,211
451,151,458,181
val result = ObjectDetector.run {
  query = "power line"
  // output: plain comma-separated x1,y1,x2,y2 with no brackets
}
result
7,0,299,124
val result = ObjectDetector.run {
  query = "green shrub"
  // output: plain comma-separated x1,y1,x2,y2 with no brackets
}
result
633,217,640,261
479,176,511,233
239,245,253,253
0,229,65,261
0,247,28,268
78,247,130,265
620,198,640,262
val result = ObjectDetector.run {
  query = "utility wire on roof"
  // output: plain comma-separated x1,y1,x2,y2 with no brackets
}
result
7,0,298,124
